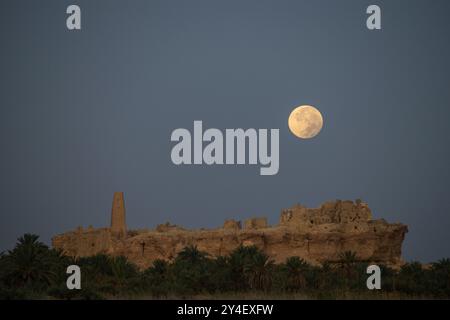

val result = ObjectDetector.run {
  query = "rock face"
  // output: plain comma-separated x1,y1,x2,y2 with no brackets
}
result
52,194,408,270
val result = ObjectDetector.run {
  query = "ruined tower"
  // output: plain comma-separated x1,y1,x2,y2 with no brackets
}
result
111,192,127,237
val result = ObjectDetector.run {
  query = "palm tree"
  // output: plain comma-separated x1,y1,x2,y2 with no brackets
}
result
379,265,397,292
144,259,168,286
144,259,170,297
110,256,138,278
398,261,426,295
77,254,113,276
176,245,208,264
316,260,341,291
108,256,139,295
430,258,450,297
337,251,358,288
148,259,168,275
338,251,357,275
3,234,58,288
171,246,212,296
244,252,275,291
431,258,450,273
283,257,310,291
228,245,262,291
209,256,232,292
75,253,114,294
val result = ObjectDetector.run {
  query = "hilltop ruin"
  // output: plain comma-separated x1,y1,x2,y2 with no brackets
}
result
52,192,408,269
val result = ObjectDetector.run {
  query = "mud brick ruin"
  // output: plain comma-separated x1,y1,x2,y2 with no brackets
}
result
52,193,408,269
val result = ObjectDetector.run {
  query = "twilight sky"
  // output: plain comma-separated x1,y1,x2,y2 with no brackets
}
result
1,0,450,262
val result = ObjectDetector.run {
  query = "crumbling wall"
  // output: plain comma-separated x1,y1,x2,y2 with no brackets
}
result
223,219,241,230
52,228,115,257
155,222,185,232
244,217,268,230
280,200,373,227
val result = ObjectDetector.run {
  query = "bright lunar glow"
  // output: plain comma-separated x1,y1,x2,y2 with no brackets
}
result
288,105,323,139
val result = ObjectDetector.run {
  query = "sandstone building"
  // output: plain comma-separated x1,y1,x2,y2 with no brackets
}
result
52,193,408,270
110,192,127,238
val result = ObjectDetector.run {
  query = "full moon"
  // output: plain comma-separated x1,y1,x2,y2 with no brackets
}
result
288,105,323,139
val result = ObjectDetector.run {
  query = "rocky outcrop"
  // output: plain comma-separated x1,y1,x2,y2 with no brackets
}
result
52,196,408,270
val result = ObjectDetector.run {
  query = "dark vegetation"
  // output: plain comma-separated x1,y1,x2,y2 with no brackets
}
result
1,234,449,299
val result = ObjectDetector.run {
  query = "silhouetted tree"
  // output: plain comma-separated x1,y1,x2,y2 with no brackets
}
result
1,234,59,290
143,259,170,298
397,262,427,296
338,251,358,286
244,252,274,291
429,259,450,297
228,246,262,291
281,257,310,292
170,246,212,296
1,233,450,299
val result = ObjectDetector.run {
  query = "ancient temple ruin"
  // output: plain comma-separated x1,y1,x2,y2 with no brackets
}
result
110,192,127,238
52,193,408,269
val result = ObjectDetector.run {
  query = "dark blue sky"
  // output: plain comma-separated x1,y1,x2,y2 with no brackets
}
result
1,0,450,262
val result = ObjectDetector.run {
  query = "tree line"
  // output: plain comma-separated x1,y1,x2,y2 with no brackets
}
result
0,234,449,299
